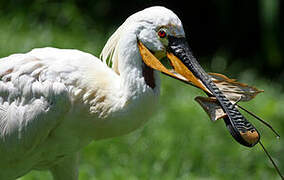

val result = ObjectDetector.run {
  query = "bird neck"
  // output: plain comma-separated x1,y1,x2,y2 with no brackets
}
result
117,31,160,100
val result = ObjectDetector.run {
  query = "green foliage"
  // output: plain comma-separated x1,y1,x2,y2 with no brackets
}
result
18,75,284,180
2,4,282,180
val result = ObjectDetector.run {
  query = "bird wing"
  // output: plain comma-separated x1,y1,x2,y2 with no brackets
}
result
0,47,119,157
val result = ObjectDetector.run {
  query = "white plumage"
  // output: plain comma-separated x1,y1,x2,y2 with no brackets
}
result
0,6,186,179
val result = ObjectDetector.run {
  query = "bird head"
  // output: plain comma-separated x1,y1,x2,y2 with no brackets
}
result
134,6,211,93
101,6,211,94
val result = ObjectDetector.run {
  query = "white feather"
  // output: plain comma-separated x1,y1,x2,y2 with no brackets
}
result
0,6,184,180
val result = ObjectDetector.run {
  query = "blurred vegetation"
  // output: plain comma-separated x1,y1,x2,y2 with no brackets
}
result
19,77,284,180
0,0,283,82
0,0,282,179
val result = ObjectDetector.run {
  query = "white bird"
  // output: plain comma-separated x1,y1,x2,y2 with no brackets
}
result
0,6,256,180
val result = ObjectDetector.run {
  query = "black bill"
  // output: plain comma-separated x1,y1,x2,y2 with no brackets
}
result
138,36,260,147
166,36,260,147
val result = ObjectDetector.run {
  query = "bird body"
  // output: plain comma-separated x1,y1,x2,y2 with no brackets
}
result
0,6,248,180
0,46,159,179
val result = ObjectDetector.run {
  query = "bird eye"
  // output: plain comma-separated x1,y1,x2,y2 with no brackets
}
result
158,29,167,38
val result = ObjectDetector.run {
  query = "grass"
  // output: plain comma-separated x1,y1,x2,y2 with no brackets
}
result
1,14,283,180
18,75,284,180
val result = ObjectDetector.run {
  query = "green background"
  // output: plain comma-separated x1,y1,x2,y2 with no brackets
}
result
0,0,283,179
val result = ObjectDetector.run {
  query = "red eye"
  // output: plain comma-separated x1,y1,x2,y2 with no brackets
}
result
158,29,167,38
